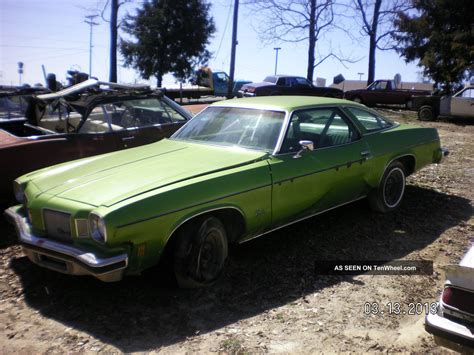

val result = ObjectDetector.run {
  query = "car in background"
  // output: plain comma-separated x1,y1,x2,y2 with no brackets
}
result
344,79,431,109
0,79,192,203
415,86,474,121
6,96,447,287
0,85,50,121
425,243,474,352
237,75,343,98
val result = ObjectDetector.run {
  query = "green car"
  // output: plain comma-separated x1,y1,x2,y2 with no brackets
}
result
6,96,448,287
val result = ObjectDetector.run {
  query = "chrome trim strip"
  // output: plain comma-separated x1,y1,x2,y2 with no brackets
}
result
272,110,291,155
5,207,128,276
240,195,367,244
272,157,366,185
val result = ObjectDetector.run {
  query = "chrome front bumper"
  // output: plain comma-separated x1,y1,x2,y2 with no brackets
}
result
236,90,256,98
426,310,474,351
4,206,128,282
440,147,450,162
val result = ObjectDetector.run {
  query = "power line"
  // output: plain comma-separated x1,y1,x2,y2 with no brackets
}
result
213,0,233,60
1,44,86,51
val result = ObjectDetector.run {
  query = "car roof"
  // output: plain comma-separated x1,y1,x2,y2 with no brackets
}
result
210,96,360,112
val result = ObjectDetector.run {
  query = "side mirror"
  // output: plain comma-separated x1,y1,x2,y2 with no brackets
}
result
293,140,314,159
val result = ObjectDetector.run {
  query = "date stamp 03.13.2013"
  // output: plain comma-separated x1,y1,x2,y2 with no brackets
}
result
364,302,439,316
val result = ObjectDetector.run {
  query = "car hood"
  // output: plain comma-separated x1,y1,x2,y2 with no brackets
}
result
28,139,268,207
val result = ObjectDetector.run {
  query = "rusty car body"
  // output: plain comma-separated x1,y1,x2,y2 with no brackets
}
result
344,80,432,109
0,79,192,203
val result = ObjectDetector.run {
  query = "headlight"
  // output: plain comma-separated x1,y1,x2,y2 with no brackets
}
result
13,180,25,203
89,213,107,244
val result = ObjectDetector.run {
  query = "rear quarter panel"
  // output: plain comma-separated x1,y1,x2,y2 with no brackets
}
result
363,124,441,188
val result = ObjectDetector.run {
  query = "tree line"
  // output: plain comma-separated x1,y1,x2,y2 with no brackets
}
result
102,0,473,93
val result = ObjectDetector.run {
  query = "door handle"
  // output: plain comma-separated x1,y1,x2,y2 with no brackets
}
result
361,150,372,160
121,136,135,141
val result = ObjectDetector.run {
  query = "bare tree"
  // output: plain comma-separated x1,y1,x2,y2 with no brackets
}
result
352,0,411,85
249,0,357,82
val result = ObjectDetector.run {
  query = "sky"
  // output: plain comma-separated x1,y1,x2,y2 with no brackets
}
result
0,0,425,88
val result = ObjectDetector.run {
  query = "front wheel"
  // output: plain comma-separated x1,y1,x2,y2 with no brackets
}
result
173,216,228,288
369,161,406,213
418,105,436,121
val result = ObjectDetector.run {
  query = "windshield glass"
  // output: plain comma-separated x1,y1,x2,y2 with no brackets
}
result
96,97,187,132
172,106,285,152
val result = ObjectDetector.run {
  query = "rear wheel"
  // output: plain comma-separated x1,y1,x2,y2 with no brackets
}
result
369,161,406,213
173,216,228,288
418,105,435,121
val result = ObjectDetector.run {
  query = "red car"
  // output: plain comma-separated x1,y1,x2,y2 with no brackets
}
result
0,80,192,204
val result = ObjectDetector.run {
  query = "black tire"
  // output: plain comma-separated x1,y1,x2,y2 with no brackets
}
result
418,105,435,121
369,161,406,213
173,216,228,288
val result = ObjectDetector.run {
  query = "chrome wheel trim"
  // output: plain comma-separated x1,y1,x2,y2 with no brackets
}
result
382,167,405,208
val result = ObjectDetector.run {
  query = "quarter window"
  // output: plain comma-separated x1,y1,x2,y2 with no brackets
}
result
280,108,358,153
346,107,392,132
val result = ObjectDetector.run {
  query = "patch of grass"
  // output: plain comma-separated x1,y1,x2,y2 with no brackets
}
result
219,337,245,353
275,312,286,322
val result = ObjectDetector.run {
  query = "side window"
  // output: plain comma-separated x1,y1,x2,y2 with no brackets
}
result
280,108,357,153
346,107,392,132
276,78,285,86
216,72,228,83
461,88,474,98
295,77,311,87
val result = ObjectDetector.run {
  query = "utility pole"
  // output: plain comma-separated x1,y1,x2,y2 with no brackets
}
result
273,47,281,75
17,62,24,85
357,72,364,81
85,15,99,78
227,0,239,99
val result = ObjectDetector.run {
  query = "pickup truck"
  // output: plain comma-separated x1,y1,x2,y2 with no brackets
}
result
237,75,343,98
344,79,432,109
414,86,474,121
162,67,251,100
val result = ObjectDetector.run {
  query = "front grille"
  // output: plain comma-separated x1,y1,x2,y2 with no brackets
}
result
43,209,72,242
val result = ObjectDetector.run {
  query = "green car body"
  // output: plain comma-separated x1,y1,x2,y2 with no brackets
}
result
6,96,447,284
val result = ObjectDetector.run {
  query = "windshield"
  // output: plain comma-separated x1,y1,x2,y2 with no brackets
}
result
172,106,285,152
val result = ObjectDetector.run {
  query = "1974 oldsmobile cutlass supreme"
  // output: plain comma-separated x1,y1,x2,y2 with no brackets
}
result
6,96,448,287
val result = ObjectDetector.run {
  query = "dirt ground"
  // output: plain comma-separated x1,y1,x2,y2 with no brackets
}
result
0,110,472,353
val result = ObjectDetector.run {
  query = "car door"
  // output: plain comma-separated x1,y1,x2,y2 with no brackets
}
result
450,87,474,118
269,107,370,227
